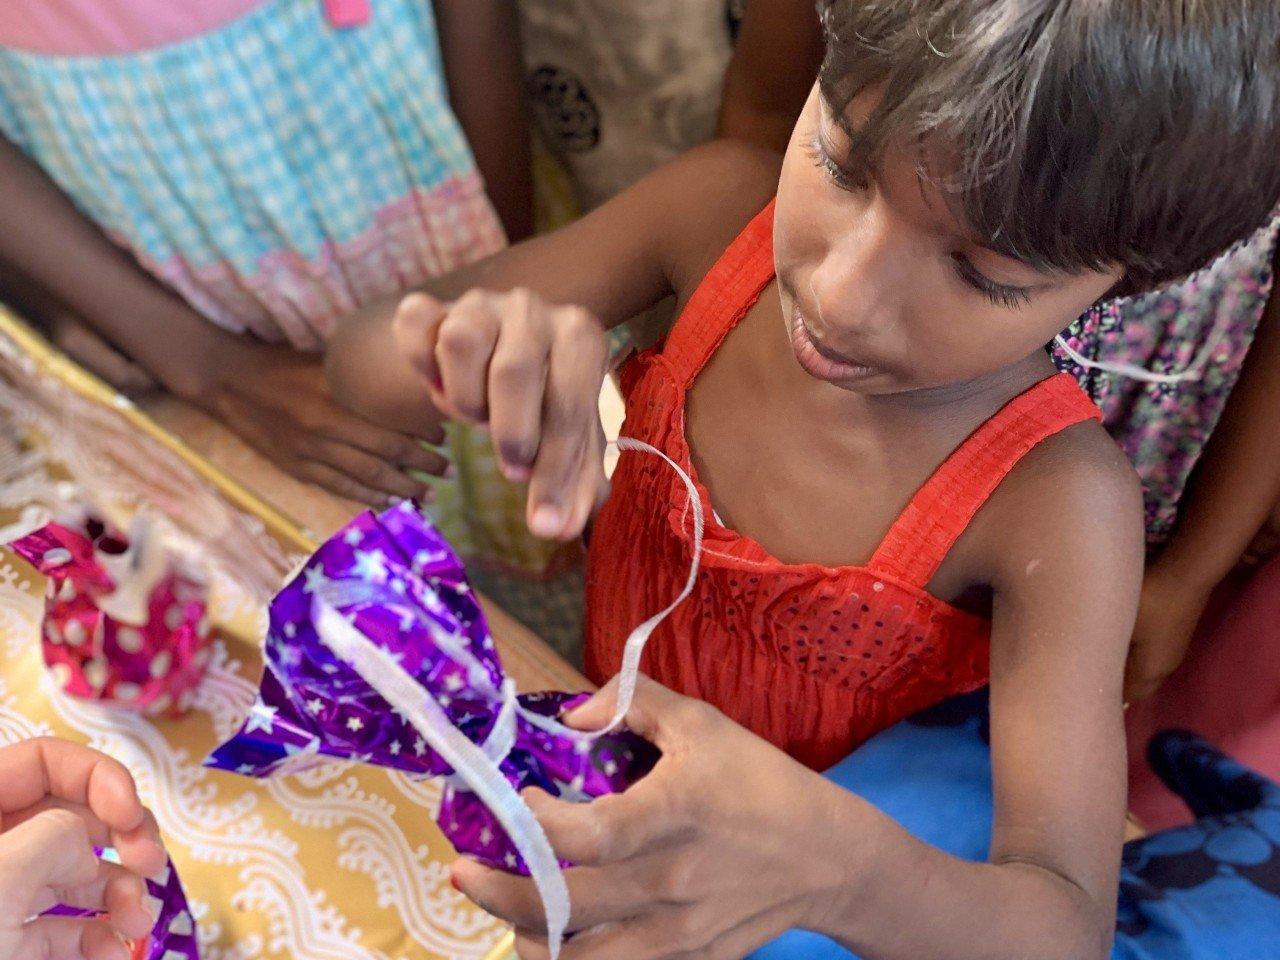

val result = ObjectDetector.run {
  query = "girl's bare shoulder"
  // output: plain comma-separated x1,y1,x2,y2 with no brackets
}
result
974,417,1144,595
632,140,783,298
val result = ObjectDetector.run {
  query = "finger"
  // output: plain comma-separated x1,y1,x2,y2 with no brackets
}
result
698,906,811,960
102,869,155,942
50,315,158,396
1121,652,1166,703
1123,675,1162,704
526,316,608,539
308,440,430,501
0,740,150,836
561,424,607,542
530,914,684,960
557,904,797,960
562,674,688,746
434,290,501,423
0,808,100,914
522,783,685,867
321,418,450,474
295,459,399,506
1,797,115,846
110,806,165,880
0,798,163,878
452,857,653,932
1241,530,1280,568
512,928,552,960
0,798,162,911
25,862,152,940
14,916,130,960
392,292,449,389
488,289,551,482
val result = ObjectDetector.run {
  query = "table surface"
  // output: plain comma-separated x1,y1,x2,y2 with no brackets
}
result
0,311,589,959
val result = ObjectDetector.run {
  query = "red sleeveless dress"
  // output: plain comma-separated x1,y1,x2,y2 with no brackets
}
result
584,201,1102,770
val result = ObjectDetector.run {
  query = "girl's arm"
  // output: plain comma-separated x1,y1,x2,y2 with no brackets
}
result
452,428,1142,960
808,432,1141,959
325,141,781,435
0,262,158,395
434,0,534,242
716,0,825,154
1125,242,1280,701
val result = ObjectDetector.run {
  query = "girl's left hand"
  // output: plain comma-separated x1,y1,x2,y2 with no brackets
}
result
452,675,852,960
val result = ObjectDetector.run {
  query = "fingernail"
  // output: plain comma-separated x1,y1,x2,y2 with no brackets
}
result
419,486,437,504
443,462,458,480
530,505,562,538
501,461,531,483
449,870,461,892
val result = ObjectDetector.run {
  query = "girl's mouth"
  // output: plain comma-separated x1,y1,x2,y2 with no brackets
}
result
788,307,881,383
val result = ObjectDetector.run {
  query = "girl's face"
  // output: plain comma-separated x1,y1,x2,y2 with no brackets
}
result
774,86,1123,394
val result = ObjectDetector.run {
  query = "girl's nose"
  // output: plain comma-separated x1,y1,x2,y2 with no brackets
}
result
808,204,907,337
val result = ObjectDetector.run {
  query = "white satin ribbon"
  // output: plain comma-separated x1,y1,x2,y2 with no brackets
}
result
308,437,704,958
592,437,705,735
314,599,572,956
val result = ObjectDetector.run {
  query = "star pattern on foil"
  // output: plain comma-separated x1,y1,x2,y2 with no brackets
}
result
302,565,328,595
245,702,278,735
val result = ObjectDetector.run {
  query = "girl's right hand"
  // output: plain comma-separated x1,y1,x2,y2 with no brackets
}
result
392,289,610,541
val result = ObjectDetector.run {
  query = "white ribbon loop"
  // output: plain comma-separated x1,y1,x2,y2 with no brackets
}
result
593,437,705,737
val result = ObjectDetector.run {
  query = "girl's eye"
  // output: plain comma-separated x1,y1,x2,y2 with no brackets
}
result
951,254,1034,310
807,134,864,192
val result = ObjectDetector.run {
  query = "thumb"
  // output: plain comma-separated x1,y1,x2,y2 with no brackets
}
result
562,673,675,746
0,808,101,918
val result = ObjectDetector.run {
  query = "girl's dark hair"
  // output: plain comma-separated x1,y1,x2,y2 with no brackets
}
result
818,0,1280,294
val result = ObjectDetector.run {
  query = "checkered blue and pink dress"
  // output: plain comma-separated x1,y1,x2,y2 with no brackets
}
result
0,0,588,651
0,0,506,351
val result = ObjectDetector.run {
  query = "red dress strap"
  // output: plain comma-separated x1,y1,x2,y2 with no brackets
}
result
661,199,777,386
867,373,1102,588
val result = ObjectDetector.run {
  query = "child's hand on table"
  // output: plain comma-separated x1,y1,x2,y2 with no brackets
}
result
0,738,167,960
392,288,611,541
452,675,848,960
172,332,450,506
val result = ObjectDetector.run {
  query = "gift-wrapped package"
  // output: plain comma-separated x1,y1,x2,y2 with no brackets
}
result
44,851,199,960
205,502,663,955
208,439,701,957
207,501,658,866
8,511,211,715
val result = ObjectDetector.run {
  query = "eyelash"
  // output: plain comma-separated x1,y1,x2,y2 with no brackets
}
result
806,134,862,192
951,255,1034,310
807,134,1034,311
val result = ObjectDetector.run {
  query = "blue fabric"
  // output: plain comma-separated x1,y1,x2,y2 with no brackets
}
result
750,692,1280,958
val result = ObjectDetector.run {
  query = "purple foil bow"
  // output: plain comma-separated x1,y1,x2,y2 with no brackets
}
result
204,501,660,953
44,852,198,960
